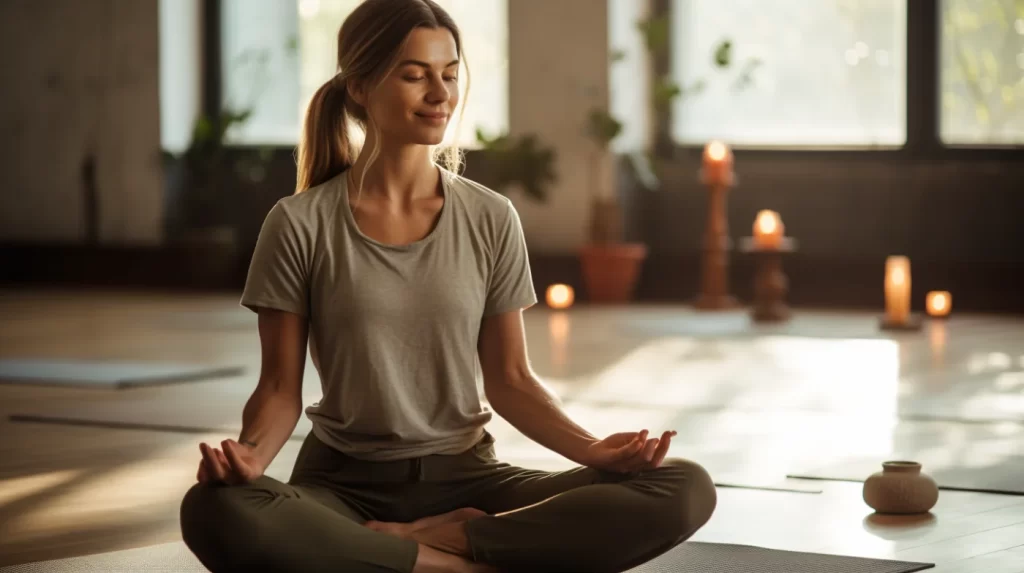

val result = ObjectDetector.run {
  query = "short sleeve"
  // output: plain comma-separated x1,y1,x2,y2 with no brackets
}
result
484,202,537,315
240,202,310,316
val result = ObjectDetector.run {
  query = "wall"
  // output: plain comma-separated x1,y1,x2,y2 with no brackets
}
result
0,0,163,245
639,154,1024,263
506,0,610,253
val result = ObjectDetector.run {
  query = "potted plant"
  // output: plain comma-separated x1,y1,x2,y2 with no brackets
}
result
579,16,759,303
469,128,557,202
162,42,290,251
579,105,648,303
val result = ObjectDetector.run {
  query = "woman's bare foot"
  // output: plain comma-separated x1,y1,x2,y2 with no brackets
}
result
366,507,488,539
413,543,499,573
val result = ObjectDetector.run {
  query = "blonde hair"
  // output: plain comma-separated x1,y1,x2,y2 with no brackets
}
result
294,0,469,195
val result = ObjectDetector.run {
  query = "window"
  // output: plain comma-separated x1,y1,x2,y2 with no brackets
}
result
158,0,202,153
222,0,508,148
940,0,1024,145
670,0,907,147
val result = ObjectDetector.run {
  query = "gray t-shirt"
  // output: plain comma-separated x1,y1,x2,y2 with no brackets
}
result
240,167,537,461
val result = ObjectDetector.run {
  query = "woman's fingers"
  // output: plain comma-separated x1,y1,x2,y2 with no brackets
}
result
222,440,248,479
200,443,228,483
651,431,674,467
642,438,659,461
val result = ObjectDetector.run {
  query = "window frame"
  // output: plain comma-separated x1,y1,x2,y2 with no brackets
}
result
657,0,1024,163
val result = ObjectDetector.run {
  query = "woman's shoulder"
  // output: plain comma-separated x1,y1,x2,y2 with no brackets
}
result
274,171,345,221
443,168,515,219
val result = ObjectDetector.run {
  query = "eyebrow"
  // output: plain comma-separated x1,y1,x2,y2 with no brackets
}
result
397,59,460,69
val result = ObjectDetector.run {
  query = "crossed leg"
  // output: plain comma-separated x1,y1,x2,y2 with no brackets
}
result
369,457,717,573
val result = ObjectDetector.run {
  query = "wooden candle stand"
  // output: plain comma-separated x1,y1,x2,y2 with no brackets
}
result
694,168,739,310
740,237,796,322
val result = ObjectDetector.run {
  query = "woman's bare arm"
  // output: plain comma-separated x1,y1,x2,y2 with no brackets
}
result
237,307,309,470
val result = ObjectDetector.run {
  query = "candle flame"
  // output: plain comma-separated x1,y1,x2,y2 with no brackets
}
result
756,210,778,234
546,284,574,309
706,140,728,161
927,291,951,317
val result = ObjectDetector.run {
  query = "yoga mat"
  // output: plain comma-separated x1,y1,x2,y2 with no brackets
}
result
0,540,932,573
787,454,1024,496
0,359,244,389
629,541,932,573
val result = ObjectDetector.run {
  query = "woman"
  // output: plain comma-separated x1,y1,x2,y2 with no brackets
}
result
179,1,716,572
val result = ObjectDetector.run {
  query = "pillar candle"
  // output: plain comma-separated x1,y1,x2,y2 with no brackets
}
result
753,210,784,249
926,291,951,318
884,256,911,324
702,140,733,186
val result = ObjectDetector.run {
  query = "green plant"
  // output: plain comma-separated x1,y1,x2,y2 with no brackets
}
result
587,16,762,187
162,40,295,235
473,128,558,202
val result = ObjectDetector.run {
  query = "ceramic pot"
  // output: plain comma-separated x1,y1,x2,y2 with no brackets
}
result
579,243,648,303
863,461,939,514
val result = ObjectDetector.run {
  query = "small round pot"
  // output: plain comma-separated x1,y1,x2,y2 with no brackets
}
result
863,461,939,514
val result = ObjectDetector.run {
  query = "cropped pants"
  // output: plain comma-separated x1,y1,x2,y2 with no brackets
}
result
179,429,717,573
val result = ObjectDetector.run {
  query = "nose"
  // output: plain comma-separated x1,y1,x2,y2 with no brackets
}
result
426,75,451,104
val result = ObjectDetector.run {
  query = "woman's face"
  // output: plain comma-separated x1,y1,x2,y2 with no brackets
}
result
364,27,460,146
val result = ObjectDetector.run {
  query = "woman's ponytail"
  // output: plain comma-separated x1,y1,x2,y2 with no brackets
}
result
294,74,354,194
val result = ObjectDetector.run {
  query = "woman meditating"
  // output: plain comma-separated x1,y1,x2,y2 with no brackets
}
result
178,1,716,571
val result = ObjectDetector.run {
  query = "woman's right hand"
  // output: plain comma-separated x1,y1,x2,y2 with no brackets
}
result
197,439,265,485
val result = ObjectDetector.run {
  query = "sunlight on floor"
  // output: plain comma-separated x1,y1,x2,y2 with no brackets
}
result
0,470,84,506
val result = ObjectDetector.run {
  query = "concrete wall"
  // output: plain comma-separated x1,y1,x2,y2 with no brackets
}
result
0,0,163,245
506,0,610,253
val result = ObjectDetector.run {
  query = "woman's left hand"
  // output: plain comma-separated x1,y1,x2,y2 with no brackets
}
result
581,429,676,474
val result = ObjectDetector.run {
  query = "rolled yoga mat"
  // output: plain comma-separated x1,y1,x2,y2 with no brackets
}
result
787,454,1024,496
0,359,244,389
0,540,933,573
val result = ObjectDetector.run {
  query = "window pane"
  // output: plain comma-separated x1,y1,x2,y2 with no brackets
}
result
940,0,1024,145
225,0,507,148
671,0,906,146
159,0,201,153
222,0,302,145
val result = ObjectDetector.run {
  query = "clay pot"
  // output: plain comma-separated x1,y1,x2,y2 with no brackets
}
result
863,461,939,514
579,243,648,303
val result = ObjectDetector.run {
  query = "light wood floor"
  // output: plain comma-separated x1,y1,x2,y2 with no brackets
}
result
1,289,1023,571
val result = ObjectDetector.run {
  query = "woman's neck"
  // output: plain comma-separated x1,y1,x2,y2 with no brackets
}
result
349,140,437,202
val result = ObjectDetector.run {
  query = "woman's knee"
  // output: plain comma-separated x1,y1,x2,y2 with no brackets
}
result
651,458,717,541
179,480,262,557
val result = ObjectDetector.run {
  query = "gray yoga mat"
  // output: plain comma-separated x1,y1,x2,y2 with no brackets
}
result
0,540,932,573
0,359,244,389
787,454,1024,496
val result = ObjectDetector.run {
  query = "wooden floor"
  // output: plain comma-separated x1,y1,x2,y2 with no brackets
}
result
1,289,1023,571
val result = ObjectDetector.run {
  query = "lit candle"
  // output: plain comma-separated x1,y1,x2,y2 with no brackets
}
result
753,210,784,249
884,256,911,325
702,140,733,186
926,291,951,318
545,284,575,310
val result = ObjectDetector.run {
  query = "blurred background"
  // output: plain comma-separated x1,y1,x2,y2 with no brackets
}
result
1,0,1021,310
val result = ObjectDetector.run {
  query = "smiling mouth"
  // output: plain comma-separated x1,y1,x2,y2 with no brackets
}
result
415,112,448,119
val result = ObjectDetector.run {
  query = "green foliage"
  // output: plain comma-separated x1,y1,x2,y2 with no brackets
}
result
586,109,624,149
714,40,732,67
637,15,670,52
475,129,558,202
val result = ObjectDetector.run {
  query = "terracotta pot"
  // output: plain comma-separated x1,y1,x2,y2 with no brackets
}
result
579,243,648,303
863,461,939,514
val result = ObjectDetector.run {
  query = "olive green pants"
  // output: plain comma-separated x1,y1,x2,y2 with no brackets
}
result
180,430,716,573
